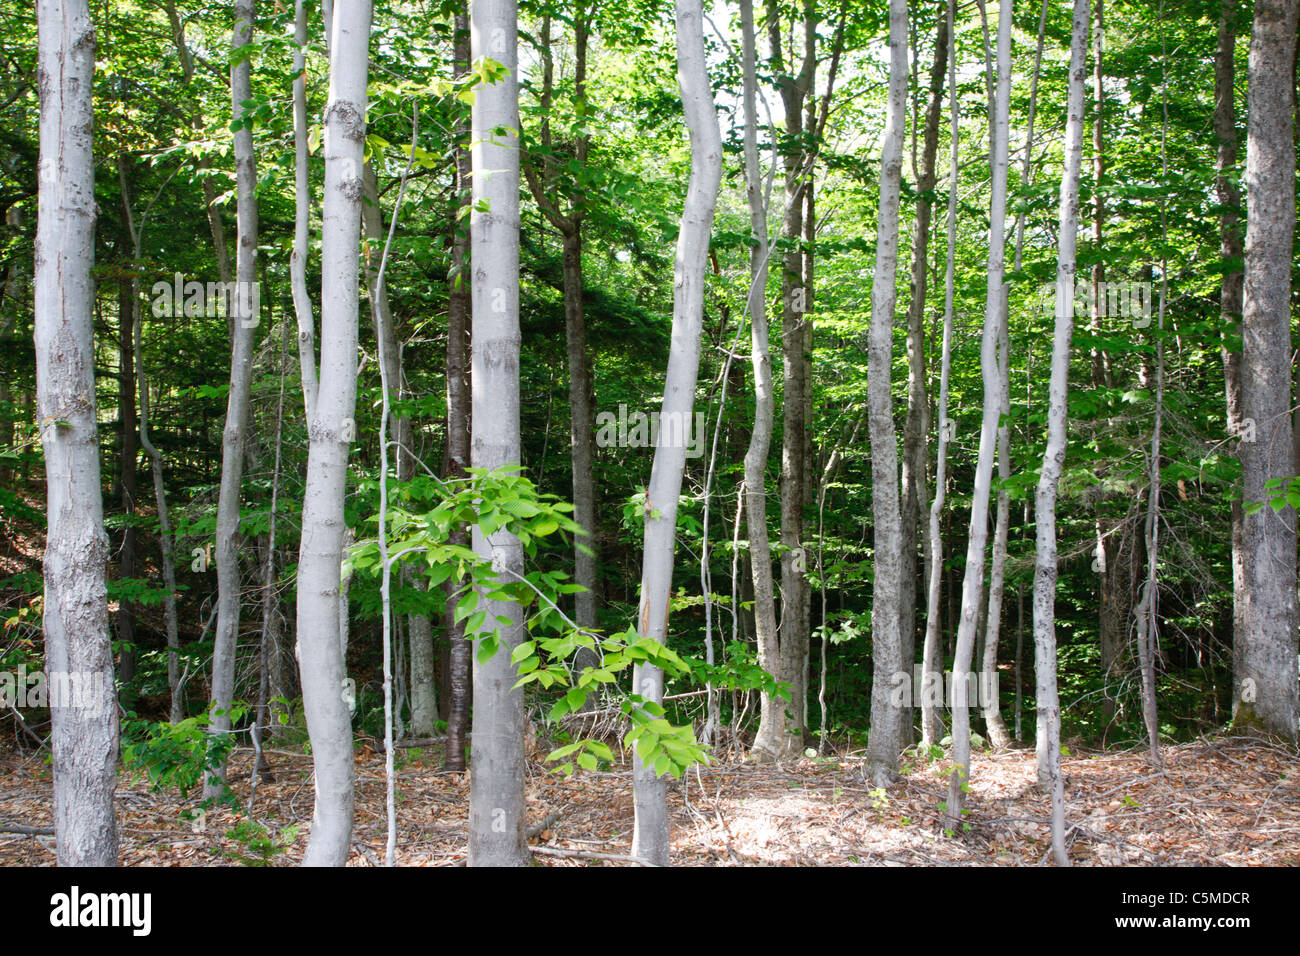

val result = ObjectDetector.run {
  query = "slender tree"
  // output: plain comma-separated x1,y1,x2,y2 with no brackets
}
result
524,5,599,653
206,0,261,798
900,2,948,751
1215,0,1247,700
444,9,473,773
922,0,960,748
297,0,373,866
630,0,722,863
949,0,1012,825
865,0,909,784
741,0,787,764
1034,0,1091,867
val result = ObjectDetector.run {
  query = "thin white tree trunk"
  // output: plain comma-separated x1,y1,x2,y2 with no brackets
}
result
950,0,1011,825
206,0,261,799
292,0,319,422
467,0,530,867
1034,0,1091,868
35,0,119,867
922,0,960,749
296,0,372,866
630,0,722,865
864,0,909,785
983,0,1048,750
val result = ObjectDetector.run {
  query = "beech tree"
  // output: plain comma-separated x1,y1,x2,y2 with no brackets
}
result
1034,0,1092,867
949,0,1012,825
297,0,373,866
630,0,722,864
467,0,530,868
206,0,261,799
35,0,118,868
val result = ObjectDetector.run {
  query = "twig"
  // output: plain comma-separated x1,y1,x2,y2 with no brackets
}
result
530,845,656,866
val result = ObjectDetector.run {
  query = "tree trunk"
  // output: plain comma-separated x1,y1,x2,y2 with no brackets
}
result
1216,0,1247,711
631,0,722,865
901,3,948,756
296,0,373,865
740,0,786,764
35,0,119,866
292,0,319,423
444,10,473,774
1033,0,1091,868
950,0,1012,826
362,163,433,737
865,0,909,785
1235,0,1300,741
467,0,529,867
922,0,960,749
115,235,139,689
206,0,261,799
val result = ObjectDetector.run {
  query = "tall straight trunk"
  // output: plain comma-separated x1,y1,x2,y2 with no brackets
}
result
631,0,722,865
865,0,909,785
1088,0,1110,389
1235,0,1300,741
1133,54,1169,766
949,0,1011,826
767,0,813,748
900,3,948,752
561,224,598,640
361,164,432,736
35,0,119,866
740,0,785,763
136,334,182,722
525,9,598,652
1216,0,1248,691
444,9,472,773
117,157,183,723
566,11,597,648
206,0,261,799
922,0,960,748
115,242,139,689
984,0,1048,752
467,0,529,867
1034,0,1091,869
253,321,287,784
292,0,319,422
297,0,372,866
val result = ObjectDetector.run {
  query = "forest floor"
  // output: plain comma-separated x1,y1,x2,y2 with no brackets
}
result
0,733,1297,865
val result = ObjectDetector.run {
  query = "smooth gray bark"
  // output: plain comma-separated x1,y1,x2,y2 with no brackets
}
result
467,0,530,867
206,0,261,799
1034,0,1091,868
950,0,1012,825
292,0,319,423
630,0,722,865
35,0,119,866
297,0,373,866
